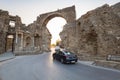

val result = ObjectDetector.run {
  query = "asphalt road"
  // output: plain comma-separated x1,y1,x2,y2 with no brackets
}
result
0,52,120,80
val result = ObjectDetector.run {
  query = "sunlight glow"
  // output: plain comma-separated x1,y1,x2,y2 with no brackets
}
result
7,35,14,38
47,17,66,44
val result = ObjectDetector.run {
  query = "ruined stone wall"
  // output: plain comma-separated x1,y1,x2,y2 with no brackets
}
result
77,4,120,60
60,22,77,53
0,10,9,54
0,32,6,54
0,9,30,55
0,6,76,55
35,17,52,52
60,3,120,60
1,3,119,57
0,9,51,55
41,26,51,52
111,2,120,17
14,21,43,55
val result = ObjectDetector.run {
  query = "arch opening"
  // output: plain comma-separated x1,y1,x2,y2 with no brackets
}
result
25,36,32,47
34,34,40,47
46,17,66,47
6,34,14,52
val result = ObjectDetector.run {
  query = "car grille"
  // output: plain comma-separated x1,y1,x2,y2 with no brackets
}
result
68,56,76,59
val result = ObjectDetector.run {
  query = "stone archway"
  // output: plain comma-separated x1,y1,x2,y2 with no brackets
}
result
36,5,76,51
25,36,32,47
34,34,40,47
39,5,76,27
5,34,15,52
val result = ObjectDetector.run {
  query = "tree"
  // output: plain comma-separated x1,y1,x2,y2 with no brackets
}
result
56,39,61,46
51,44,56,48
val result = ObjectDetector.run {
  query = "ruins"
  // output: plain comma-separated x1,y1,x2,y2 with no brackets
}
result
0,2,120,60
60,2,120,60
0,6,76,55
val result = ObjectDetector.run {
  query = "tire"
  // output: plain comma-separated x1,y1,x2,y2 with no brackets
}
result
60,58,64,64
53,55,56,60
53,56,55,59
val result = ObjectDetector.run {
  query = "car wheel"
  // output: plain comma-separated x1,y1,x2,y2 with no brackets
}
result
53,57,55,59
60,58,64,64
53,55,56,60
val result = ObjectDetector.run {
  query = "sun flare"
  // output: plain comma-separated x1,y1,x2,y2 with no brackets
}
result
47,17,66,44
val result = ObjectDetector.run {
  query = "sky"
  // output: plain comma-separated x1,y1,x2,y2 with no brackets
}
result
47,17,66,44
0,0,120,44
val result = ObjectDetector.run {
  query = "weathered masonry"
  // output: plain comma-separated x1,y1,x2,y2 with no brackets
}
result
60,2,120,60
0,6,76,55
0,2,120,60
0,10,23,55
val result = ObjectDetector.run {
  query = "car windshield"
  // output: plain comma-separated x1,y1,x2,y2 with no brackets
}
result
63,51,72,55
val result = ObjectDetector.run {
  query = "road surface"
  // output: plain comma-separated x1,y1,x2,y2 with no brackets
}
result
0,52,120,80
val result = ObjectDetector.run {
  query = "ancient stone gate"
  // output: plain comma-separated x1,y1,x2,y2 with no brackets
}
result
38,5,76,27
33,5,76,52
0,2,120,61
0,6,76,55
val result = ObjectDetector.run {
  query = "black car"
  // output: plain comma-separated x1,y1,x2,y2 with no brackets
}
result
53,50,78,64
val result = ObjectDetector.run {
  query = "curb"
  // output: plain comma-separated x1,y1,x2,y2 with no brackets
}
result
0,56,15,62
78,60,120,73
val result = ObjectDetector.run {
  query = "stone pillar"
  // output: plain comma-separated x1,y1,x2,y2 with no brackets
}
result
32,37,34,50
21,33,23,48
15,33,17,51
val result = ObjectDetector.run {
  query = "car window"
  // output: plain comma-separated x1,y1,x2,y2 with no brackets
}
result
65,52,71,55
63,51,73,55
